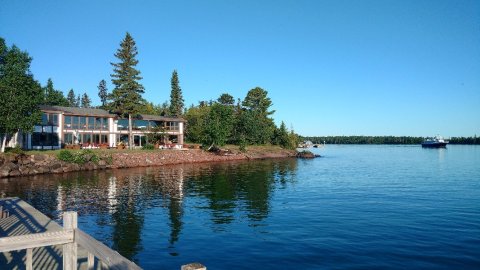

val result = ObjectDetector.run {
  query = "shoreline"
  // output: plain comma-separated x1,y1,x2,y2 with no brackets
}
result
0,147,297,178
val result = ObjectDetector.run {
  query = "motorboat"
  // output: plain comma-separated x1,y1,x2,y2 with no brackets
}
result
422,136,448,148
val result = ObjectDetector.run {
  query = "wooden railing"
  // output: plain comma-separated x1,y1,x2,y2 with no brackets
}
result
0,212,141,270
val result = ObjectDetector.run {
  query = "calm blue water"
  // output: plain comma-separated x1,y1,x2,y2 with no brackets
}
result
1,145,479,269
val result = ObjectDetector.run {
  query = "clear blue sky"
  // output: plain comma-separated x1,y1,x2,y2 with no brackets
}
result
1,0,479,137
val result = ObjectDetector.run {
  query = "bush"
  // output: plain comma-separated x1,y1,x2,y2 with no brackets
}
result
57,149,101,164
142,144,155,150
57,150,75,162
4,145,25,155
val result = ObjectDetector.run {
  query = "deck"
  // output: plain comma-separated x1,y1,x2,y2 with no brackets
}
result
0,197,141,270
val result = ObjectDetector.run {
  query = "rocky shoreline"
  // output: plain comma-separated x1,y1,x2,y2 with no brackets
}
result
0,148,297,178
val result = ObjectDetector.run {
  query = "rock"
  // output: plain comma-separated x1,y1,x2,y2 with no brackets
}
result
0,162,18,177
9,170,21,177
33,155,46,162
296,151,320,159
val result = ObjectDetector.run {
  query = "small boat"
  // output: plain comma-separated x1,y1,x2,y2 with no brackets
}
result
422,136,448,148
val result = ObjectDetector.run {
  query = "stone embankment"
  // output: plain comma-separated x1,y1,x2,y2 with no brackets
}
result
0,148,297,178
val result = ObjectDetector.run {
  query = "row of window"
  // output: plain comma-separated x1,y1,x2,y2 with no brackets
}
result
64,133,109,145
64,116,109,130
32,132,59,147
41,113,180,131
117,119,180,131
41,113,59,126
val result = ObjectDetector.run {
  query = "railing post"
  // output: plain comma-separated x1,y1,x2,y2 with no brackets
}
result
26,248,33,270
181,263,206,270
63,211,77,270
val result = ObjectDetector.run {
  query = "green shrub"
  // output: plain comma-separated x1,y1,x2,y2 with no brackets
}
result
57,150,75,162
142,144,155,150
57,149,101,164
5,145,25,155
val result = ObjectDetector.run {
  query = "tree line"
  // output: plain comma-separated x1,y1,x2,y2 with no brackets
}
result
184,88,298,150
1,33,299,152
302,136,480,145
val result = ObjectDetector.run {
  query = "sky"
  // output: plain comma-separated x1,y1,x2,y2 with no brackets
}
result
1,0,479,137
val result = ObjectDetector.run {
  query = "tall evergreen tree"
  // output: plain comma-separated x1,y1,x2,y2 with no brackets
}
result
76,94,81,107
169,70,184,116
217,93,235,105
43,78,68,106
97,79,108,107
241,87,276,144
81,92,91,108
109,32,144,148
67,89,76,107
0,38,43,152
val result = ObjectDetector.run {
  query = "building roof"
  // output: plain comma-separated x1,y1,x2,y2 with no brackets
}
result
39,105,116,117
39,105,185,122
139,114,186,122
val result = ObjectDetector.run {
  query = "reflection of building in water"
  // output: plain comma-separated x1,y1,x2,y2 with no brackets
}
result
56,185,65,212
107,176,118,213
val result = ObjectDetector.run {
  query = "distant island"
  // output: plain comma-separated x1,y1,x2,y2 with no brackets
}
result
301,136,480,145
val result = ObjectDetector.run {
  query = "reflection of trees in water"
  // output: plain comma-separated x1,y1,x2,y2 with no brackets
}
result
0,159,298,260
186,159,298,225
111,174,145,261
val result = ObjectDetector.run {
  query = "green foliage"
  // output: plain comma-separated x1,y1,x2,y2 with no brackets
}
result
169,70,184,116
217,93,235,105
302,136,424,144
185,104,210,143
97,79,108,107
142,144,155,150
4,145,25,155
109,32,144,148
239,88,276,144
109,32,144,116
203,102,235,146
81,92,91,108
0,37,43,152
43,78,69,106
57,149,74,162
449,136,480,145
57,149,104,164
242,87,275,115
67,89,77,107
238,134,247,152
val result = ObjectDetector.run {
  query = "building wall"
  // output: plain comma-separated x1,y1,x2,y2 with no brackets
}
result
15,109,185,150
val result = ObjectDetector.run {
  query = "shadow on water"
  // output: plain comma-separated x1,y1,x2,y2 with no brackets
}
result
0,158,298,266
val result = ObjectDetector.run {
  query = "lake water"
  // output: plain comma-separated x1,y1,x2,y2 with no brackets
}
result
1,145,479,269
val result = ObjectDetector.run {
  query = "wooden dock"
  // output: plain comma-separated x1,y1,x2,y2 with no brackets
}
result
0,197,142,270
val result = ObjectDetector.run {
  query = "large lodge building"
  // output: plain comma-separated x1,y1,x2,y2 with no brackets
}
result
9,105,185,150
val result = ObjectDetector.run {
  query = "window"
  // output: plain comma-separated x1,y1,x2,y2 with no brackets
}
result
101,135,108,144
52,115,58,126
41,113,48,125
95,117,102,130
118,119,128,130
133,120,148,130
102,118,108,130
72,116,79,129
80,117,86,129
84,134,92,144
65,116,72,129
64,133,74,144
166,121,179,131
88,117,95,130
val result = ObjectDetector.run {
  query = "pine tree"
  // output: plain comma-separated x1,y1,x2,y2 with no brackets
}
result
0,38,43,152
67,89,76,107
76,95,81,107
43,78,69,106
97,79,108,107
169,70,184,116
81,93,91,108
109,32,144,148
